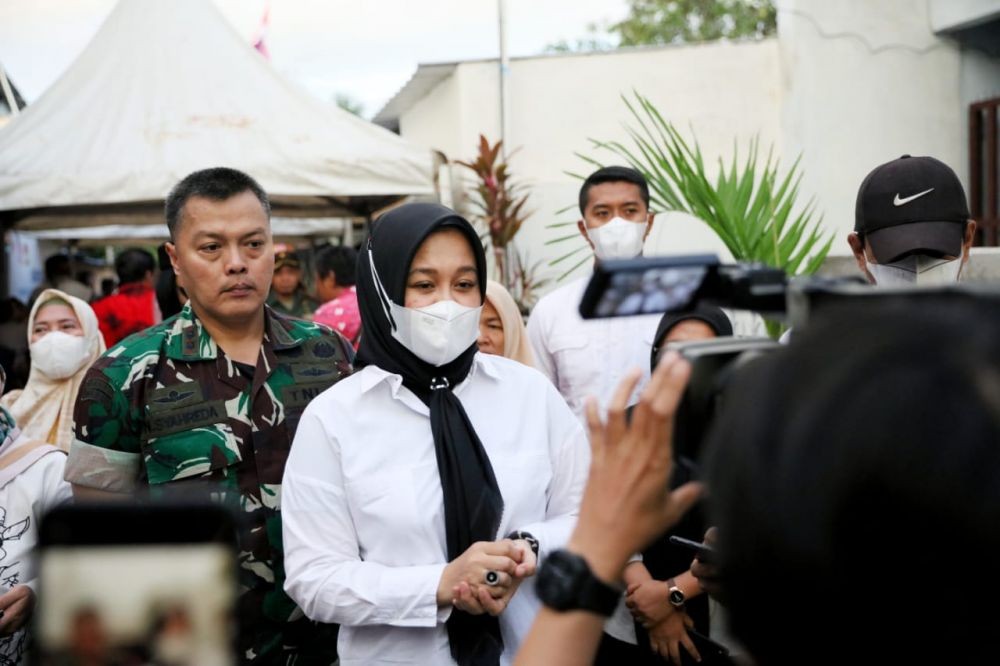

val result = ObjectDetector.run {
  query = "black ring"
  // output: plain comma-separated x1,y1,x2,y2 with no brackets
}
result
484,570,500,586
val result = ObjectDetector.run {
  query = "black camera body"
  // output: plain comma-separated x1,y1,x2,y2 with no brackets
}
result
582,253,1000,468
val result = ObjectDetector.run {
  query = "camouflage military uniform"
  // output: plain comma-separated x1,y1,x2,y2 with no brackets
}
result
66,303,352,665
267,289,319,320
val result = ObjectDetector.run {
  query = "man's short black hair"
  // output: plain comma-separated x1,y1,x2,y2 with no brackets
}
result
705,296,1000,664
114,248,156,285
578,165,650,215
164,167,271,239
315,245,358,287
44,254,72,282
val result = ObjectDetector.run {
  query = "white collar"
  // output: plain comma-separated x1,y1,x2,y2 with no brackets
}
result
358,352,502,397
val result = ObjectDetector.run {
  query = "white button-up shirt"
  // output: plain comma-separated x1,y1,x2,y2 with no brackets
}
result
527,275,662,419
282,353,589,666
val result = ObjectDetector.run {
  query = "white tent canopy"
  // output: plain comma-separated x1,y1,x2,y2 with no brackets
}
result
21,218,351,245
0,0,436,229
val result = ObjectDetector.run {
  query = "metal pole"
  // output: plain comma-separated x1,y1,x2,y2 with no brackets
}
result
497,0,510,161
0,63,19,116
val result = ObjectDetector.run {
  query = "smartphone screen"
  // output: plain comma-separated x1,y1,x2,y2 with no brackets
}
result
33,505,238,666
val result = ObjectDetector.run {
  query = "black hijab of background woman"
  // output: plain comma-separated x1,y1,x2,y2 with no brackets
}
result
355,202,505,666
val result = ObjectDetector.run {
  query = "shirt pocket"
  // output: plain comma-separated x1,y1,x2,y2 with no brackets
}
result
492,453,552,529
547,334,593,394
143,395,242,484
345,463,438,558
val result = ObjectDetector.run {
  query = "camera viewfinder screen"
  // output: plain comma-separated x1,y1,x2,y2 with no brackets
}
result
594,266,708,317
35,544,236,666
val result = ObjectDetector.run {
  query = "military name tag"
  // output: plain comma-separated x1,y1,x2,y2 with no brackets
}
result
147,384,227,437
280,382,333,410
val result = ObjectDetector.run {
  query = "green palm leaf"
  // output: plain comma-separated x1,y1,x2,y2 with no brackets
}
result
547,91,832,337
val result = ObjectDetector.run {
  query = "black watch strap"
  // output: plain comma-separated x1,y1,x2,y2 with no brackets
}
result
536,549,621,616
506,530,540,557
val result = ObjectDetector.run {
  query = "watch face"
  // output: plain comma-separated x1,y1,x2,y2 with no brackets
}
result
669,588,686,606
536,551,583,611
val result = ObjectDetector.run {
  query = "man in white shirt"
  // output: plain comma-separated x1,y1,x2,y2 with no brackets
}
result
528,166,662,419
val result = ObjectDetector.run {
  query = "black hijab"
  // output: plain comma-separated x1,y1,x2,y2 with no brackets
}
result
650,305,734,371
356,202,505,666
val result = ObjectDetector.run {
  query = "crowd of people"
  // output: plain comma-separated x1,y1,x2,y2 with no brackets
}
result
0,151,991,666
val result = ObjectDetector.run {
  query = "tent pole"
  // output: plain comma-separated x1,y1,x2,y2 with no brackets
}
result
497,0,510,161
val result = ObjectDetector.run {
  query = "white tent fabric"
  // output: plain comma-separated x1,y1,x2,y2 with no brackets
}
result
0,0,435,219
21,218,350,244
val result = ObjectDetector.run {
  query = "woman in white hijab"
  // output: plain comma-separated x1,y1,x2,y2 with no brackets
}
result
478,281,535,367
0,289,105,452
0,363,73,663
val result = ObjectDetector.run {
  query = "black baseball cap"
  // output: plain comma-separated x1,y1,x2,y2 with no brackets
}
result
855,155,970,263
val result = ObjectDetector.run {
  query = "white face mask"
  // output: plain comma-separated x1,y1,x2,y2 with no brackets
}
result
369,249,483,367
388,298,482,367
867,254,964,287
585,216,648,260
29,331,92,380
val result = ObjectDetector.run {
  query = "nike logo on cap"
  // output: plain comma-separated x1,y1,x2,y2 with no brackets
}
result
893,188,934,206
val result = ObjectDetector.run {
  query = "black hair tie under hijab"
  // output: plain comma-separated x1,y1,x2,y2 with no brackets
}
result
355,202,505,665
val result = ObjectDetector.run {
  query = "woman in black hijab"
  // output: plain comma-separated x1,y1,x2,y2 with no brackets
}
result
282,203,589,666
598,305,733,665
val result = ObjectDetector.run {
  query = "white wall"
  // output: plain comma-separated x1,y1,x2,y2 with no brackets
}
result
397,1,998,292
399,68,464,160
400,40,783,286
930,0,1000,31
777,0,966,255
961,47,1000,107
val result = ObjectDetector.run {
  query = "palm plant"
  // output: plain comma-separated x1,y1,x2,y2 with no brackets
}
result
549,91,833,306
456,135,550,312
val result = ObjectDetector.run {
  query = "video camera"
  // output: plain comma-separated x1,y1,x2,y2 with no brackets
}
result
579,254,1000,469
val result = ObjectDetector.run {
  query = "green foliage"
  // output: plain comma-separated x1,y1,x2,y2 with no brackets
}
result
545,22,613,53
544,0,776,53
612,0,777,45
549,92,832,334
334,92,364,117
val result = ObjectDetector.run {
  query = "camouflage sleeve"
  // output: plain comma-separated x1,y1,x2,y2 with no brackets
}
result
65,363,142,491
334,328,355,366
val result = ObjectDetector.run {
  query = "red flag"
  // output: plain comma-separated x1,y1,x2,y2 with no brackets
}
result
252,3,270,59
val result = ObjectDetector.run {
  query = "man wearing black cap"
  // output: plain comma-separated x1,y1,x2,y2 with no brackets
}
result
849,155,976,286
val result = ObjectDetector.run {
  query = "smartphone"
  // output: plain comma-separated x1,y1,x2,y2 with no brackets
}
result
685,627,733,665
668,535,717,563
578,254,720,319
33,503,239,666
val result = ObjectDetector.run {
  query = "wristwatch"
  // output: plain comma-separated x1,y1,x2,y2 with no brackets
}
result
667,578,686,608
536,549,622,616
506,530,540,557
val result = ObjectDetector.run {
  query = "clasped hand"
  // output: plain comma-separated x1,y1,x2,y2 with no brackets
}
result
438,539,537,616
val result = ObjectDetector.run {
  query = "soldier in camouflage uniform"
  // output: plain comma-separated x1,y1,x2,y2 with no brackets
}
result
65,167,352,665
